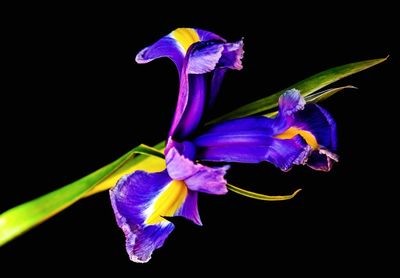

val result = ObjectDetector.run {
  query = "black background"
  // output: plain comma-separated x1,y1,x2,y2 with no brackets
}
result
1,3,396,275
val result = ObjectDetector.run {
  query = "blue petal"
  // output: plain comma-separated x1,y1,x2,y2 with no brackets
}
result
110,170,201,263
291,104,338,171
135,28,226,75
196,132,311,171
195,89,338,171
170,40,244,139
135,35,185,72
135,28,244,141
293,104,337,151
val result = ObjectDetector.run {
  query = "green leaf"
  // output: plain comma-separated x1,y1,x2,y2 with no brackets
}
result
304,85,357,103
227,184,302,201
0,57,386,246
264,85,357,117
0,144,165,246
209,57,387,124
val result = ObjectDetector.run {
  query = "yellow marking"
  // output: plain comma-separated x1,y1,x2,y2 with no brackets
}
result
171,28,200,53
275,127,319,150
84,155,166,197
145,180,188,225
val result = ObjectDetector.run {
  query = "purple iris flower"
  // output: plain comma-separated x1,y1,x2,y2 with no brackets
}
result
195,89,338,172
110,28,244,263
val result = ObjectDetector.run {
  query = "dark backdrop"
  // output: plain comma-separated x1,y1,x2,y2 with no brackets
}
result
1,3,396,275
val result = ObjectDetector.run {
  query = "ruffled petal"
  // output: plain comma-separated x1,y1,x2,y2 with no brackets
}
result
187,42,225,74
307,148,339,171
165,142,229,195
184,165,229,194
272,89,306,133
279,89,306,116
110,170,201,263
218,40,244,70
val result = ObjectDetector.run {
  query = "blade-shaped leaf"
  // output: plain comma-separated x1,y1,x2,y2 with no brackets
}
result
227,184,302,201
209,57,387,124
84,142,165,197
0,144,165,246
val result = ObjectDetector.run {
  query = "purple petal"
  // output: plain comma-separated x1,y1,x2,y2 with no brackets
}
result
184,165,229,194
272,89,307,133
135,28,244,140
169,40,244,139
208,68,227,108
135,35,185,72
175,190,202,225
187,43,225,74
279,89,306,116
194,116,276,144
196,29,226,42
293,104,337,151
290,104,338,171
208,40,244,108
165,144,229,195
135,28,225,74
218,40,244,70
110,170,201,263
166,144,201,180
172,73,207,140
196,134,312,172
187,39,244,74
195,89,338,171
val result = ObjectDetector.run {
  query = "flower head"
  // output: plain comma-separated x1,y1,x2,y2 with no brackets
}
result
110,28,243,263
195,89,338,172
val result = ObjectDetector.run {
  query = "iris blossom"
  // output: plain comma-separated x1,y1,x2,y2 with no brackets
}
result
110,28,244,263
195,89,338,172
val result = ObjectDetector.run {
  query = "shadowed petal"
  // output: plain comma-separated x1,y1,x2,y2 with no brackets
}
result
283,103,338,171
307,148,339,171
293,104,337,151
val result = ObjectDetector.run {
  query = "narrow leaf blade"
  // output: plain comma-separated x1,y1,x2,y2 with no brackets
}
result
0,144,165,246
227,183,302,201
209,57,387,123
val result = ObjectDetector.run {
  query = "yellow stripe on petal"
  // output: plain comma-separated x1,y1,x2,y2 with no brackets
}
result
145,180,188,225
275,127,319,150
171,28,200,53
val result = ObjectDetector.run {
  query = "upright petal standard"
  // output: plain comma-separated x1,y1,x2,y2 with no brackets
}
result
110,28,244,263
